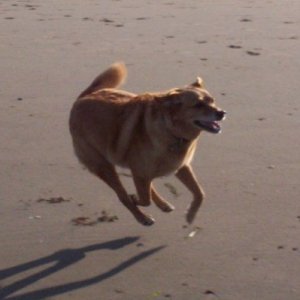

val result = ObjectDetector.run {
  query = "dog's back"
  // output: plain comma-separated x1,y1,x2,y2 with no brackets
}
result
70,62,136,174
78,62,127,99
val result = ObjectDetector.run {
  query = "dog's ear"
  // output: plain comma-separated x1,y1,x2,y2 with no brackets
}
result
161,90,183,108
190,77,204,88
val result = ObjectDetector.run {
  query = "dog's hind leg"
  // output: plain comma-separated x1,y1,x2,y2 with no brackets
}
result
92,159,155,226
176,165,204,224
151,186,175,213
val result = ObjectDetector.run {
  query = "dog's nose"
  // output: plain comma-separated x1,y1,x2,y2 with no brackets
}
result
216,110,226,120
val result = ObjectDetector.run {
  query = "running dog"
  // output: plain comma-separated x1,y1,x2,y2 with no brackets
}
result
69,62,226,226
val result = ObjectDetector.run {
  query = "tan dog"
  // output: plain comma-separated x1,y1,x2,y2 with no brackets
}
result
69,62,226,226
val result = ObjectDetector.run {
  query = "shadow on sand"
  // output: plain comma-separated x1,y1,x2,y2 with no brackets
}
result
0,237,165,300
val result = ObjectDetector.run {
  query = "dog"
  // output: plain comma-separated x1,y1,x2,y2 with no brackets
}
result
69,62,226,226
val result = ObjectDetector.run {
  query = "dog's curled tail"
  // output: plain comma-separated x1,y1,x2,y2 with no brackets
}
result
78,62,127,99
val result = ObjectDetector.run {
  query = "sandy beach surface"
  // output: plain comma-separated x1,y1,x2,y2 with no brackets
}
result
1,1,299,299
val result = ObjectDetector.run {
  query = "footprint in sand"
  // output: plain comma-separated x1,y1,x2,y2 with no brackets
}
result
71,211,119,226
240,18,252,22
246,50,261,56
279,36,298,40
25,4,37,10
204,290,219,299
37,197,71,204
100,18,114,24
228,45,242,49
136,17,149,21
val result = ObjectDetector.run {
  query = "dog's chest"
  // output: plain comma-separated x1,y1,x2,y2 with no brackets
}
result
152,139,197,176
169,138,197,165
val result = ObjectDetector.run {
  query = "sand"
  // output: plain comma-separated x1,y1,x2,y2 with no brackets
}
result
0,0,299,299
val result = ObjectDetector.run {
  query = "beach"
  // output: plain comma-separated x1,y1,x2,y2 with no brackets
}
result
0,1,299,299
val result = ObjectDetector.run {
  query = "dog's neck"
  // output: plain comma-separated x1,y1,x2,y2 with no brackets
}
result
161,112,200,153
168,135,190,153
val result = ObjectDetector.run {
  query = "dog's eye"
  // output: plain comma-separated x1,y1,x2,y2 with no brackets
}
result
194,102,204,109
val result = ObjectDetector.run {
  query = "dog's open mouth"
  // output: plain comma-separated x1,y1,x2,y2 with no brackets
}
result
194,120,221,134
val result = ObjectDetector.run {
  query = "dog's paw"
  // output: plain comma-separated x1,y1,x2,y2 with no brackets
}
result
138,214,155,226
156,201,175,213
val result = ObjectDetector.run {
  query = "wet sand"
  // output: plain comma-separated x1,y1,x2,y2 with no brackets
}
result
0,1,299,299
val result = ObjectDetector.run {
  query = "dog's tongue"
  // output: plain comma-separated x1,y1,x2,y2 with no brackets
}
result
212,121,220,131
208,121,221,133
194,120,221,133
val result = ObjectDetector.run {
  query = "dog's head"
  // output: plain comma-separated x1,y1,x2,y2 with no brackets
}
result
162,77,226,139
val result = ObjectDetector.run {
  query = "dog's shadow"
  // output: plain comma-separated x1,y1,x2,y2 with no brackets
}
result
0,237,165,300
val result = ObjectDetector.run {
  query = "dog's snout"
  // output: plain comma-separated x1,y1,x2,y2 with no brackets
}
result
216,110,226,120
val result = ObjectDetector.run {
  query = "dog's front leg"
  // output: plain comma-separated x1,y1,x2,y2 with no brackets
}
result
131,175,174,214
130,175,156,223
151,186,175,213
176,165,205,223
132,175,152,207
